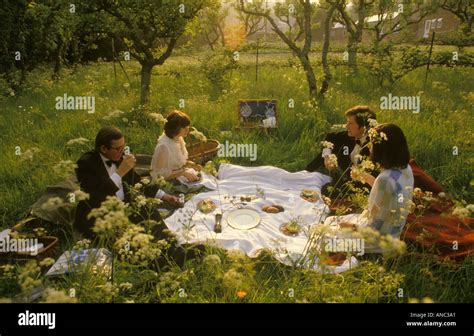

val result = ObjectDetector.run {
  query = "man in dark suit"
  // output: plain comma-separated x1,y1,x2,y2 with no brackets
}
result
75,126,179,239
306,106,377,196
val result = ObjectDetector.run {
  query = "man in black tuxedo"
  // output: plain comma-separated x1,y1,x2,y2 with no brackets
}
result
306,106,377,196
75,126,179,239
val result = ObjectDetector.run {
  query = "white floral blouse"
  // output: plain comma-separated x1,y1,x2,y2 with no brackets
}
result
150,134,188,179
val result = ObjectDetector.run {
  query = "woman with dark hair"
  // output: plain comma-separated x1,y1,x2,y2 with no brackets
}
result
323,123,414,253
151,110,200,182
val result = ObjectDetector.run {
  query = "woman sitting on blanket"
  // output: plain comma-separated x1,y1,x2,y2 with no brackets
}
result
325,123,414,252
151,110,201,182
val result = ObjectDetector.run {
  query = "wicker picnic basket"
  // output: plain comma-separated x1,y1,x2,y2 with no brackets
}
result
186,139,220,165
0,217,59,261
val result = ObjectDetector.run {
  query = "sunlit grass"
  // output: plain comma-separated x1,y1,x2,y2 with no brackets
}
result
0,52,473,303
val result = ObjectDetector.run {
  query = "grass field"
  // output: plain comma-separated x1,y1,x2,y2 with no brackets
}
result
0,48,473,303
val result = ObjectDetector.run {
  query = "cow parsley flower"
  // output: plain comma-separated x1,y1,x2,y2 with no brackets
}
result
321,141,334,149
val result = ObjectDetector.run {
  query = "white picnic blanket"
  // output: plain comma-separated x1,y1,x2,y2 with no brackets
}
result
164,164,358,273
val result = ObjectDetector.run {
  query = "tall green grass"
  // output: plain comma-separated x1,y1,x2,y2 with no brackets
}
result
0,52,473,302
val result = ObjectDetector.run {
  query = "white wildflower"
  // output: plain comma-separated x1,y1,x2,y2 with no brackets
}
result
89,196,131,235
321,141,334,149
39,258,55,267
135,195,147,208
119,282,133,291
20,147,41,161
326,154,338,168
102,109,125,121
42,288,77,303
133,183,143,190
350,166,366,183
368,128,387,144
114,224,168,265
72,189,89,202
452,207,470,219
66,137,89,147
53,160,77,177
149,113,166,124
465,204,474,213
41,197,64,212
368,118,378,128
73,239,91,250
360,159,375,172
413,188,423,197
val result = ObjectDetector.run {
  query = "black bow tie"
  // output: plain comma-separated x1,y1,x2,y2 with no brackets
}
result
105,159,120,167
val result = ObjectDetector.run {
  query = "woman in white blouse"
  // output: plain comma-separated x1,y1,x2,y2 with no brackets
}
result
324,123,414,253
151,110,200,182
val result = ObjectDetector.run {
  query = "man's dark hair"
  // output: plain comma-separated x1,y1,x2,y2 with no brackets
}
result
370,123,410,169
344,106,376,128
164,110,191,138
95,126,123,152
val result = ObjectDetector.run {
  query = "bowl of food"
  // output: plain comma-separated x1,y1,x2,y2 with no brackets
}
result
197,199,217,214
262,204,284,213
279,220,301,237
300,189,319,202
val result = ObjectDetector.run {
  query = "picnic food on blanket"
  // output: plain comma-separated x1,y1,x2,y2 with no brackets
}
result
197,199,217,214
279,219,301,236
262,204,284,213
300,189,319,202
240,195,257,202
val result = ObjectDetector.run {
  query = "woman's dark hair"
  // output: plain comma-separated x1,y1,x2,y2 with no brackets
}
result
95,126,123,152
370,123,410,169
345,105,376,128
164,110,191,138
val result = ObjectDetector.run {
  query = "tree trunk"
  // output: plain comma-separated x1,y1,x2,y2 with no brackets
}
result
140,61,154,105
298,53,318,100
464,19,472,34
348,37,357,69
320,5,336,96
52,39,65,80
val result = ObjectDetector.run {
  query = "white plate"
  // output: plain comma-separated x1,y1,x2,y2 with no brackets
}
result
226,209,261,230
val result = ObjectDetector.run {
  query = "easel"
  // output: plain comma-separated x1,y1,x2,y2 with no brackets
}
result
423,31,436,90
111,38,133,89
